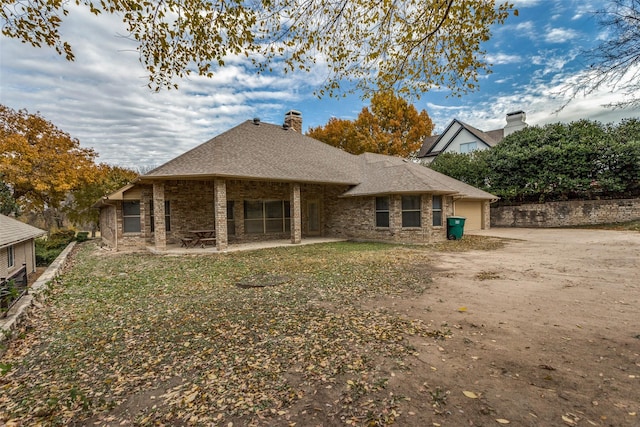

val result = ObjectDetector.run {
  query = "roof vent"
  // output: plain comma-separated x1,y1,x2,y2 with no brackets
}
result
253,118,260,125
283,123,290,130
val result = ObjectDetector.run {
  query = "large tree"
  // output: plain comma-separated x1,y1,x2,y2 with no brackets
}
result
64,164,138,234
430,119,640,203
0,104,97,227
570,0,640,108
1,0,515,96
307,91,434,156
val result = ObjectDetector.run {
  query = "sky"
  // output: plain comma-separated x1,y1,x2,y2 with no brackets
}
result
1,0,639,169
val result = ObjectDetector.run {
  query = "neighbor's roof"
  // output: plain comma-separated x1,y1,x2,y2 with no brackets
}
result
140,120,362,185
417,119,504,158
0,214,46,248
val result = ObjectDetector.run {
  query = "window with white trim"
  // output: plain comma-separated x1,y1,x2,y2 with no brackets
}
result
460,142,478,153
7,245,15,268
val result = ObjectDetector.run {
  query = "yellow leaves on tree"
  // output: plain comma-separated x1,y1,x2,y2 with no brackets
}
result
307,91,435,157
0,104,97,215
0,0,516,96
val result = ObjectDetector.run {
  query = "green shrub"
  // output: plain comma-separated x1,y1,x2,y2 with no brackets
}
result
36,230,75,266
76,232,89,242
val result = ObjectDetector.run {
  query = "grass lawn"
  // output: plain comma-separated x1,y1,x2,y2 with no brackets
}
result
0,238,501,426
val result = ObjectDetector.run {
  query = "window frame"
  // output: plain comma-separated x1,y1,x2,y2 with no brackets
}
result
401,195,421,228
460,141,478,154
375,196,390,228
7,245,15,269
244,200,291,234
122,201,141,233
432,195,443,227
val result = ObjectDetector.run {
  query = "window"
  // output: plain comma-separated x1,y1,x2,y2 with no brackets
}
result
460,142,477,153
123,201,141,233
432,195,443,227
150,201,171,232
244,200,290,234
402,195,421,227
227,201,235,235
375,196,389,228
7,246,14,268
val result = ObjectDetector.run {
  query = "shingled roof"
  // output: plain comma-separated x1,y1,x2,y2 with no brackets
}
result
141,120,361,185
0,214,46,248
417,119,504,158
134,118,496,200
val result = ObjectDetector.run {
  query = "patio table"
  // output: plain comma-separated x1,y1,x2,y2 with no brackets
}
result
189,230,216,247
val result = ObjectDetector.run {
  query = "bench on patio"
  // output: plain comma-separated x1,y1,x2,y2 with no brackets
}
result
179,237,195,248
199,237,216,248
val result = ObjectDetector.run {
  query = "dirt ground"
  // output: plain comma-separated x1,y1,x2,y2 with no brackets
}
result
367,228,640,427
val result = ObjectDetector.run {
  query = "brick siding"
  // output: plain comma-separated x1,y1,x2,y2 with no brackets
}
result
100,179,454,248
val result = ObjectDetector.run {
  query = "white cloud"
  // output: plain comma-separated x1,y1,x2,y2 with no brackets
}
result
544,27,580,43
486,53,522,65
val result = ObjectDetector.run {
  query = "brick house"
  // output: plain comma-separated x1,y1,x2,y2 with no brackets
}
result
0,214,46,280
95,111,497,251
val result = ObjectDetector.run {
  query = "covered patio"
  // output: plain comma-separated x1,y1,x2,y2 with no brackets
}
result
146,237,347,255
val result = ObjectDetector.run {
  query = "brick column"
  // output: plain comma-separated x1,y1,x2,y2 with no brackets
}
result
153,182,166,251
214,179,228,251
389,195,402,236
291,183,301,244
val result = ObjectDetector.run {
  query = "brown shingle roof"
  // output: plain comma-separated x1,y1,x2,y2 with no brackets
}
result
141,121,361,185
343,153,496,200
133,118,496,200
0,214,46,248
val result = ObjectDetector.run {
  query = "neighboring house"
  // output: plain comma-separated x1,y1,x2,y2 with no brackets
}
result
417,111,527,163
95,111,498,251
0,214,46,280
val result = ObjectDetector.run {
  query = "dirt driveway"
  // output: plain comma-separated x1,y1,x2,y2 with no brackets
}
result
381,228,640,427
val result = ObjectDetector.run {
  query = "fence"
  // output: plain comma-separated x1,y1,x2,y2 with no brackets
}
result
1,264,28,317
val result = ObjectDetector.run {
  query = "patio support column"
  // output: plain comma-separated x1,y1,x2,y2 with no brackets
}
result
153,182,166,251
290,183,301,244
214,179,228,251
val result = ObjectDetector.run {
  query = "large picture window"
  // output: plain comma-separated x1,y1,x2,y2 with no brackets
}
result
402,195,421,228
244,200,291,234
123,201,141,233
375,196,389,228
432,195,443,227
150,201,171,232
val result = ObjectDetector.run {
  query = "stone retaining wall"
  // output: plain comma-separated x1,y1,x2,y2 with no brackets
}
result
491,198,640,228
1,242,76,342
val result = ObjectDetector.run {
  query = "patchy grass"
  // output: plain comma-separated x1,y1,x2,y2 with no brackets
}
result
0,239,499,426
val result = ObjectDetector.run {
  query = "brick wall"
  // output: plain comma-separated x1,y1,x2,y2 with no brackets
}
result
491,198,640,228
100,179,454,248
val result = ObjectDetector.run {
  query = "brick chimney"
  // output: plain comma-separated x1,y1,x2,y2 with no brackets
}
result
284,110,302,132
504,110,527,137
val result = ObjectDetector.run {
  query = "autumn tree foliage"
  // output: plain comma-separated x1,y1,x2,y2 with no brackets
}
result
0,0,515,96
65,164,138,233
307,92,435,157
0,104,97,227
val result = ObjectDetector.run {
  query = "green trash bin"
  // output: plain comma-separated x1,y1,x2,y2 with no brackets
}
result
446,216,466,240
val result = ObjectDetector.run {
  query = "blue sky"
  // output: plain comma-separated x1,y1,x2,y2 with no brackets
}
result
1,0,639,169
